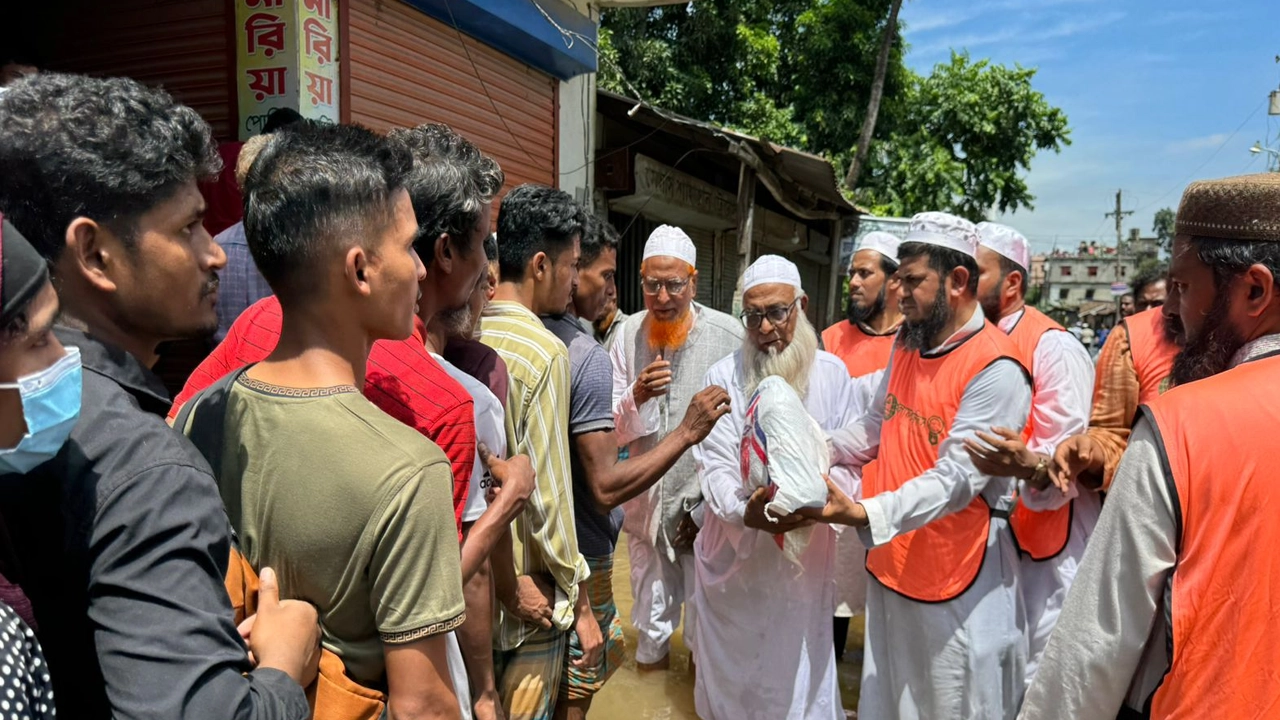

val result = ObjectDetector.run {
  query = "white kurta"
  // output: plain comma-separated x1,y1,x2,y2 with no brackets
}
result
995,311,1097,684
829,307,1033,720
691,350,859,720
833,370,880,618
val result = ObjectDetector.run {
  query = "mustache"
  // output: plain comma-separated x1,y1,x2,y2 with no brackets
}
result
202,274,220,297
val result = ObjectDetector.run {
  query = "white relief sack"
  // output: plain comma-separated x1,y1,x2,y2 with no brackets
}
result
739,376,830,565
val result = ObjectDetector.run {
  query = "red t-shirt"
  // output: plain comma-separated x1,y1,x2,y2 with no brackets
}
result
169,296,476,539
198,141,246,237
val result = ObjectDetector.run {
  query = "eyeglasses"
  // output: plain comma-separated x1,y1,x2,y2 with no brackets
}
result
740,299,800,330
641,276,691,296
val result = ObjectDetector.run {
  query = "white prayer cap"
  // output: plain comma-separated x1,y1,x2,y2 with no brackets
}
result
904,212,979,258
976,222,1030,271
743,254,804,294
855,231,901,267
642,225,697,266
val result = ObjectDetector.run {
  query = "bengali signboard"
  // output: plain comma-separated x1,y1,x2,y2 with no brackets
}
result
236,0,340,139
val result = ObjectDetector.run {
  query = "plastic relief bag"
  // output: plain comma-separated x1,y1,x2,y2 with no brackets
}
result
739,376,830,565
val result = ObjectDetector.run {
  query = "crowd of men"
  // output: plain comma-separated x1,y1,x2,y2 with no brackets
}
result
1,69,1280,720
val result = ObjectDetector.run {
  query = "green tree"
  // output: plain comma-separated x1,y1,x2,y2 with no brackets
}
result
856,52,1071,221
1152,207,1176,252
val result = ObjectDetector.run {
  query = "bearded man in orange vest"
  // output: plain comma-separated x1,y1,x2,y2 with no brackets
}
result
808,211,1033,720
1051,270,1182,493
1021,174,1280,718
820,230,903,658
960,222,1097,686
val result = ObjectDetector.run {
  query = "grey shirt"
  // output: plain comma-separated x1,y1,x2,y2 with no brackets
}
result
0,328,308,720
543,314,623,557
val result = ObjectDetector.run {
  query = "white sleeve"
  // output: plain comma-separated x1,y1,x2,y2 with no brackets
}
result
461,451,488,523
858,358,1031,547
692,365,750,531
827,357,890,469
1020,329,1097,512
1020,419,1176,720
610,330,659,446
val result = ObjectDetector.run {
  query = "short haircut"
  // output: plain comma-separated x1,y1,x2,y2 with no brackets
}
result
495,184,585,282
1132,264,1169,299
898,241,980,295
997,255,1029,299
0,73,220,261
483,233,499,264
579,213,620,267
387,124,504,266
1189,236,1280,292
261,107,303,134
242,122,412,300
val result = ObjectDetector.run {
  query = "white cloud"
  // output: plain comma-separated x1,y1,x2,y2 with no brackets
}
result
909,11,1125,57
1166,133,1231,153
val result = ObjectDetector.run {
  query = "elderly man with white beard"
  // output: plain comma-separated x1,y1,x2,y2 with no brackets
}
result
805,212,1033,720
690,255,859,720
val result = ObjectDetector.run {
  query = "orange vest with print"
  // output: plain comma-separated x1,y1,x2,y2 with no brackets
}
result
1143,351,1280,719
1124,307,1179,403
866,323,1026,602
822,320,897,492
1003,307,1075,561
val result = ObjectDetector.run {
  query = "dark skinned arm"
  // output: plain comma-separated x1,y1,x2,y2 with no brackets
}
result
575,385,731,513
457,523,501,720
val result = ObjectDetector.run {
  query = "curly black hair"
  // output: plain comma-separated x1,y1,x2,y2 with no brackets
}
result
1131,264,1169,300
495,185,585,282
388,124,504,266
0,73,221,261
580,212,620,268
243,122,413,301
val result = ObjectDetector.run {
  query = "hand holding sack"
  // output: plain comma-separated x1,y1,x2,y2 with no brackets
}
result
739,376,829,566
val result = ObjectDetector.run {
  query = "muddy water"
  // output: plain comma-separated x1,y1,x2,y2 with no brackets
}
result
588,535,865,719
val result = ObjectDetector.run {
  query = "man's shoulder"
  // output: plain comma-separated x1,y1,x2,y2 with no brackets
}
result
695,305,745,338
814,349,851,377
706,349,742,380
367,337,471,414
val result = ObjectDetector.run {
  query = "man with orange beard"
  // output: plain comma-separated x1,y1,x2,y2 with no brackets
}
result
608,225,743,670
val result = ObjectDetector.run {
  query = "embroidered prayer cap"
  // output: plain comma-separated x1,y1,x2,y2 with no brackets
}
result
642,224,697,266
0,214,49,328
904,211,979,258
976,221,1031,270
743,254,804,294
855,231,901,267
1175,173,1280,242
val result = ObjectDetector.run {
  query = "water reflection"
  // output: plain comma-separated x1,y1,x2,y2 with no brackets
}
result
591,535,864,719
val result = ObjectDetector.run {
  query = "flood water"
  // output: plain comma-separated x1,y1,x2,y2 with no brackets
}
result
588,534,865,719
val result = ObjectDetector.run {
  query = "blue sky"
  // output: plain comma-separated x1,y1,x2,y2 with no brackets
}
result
898,0,1280,253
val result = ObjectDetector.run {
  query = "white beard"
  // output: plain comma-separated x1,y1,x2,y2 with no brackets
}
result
744,312,819,400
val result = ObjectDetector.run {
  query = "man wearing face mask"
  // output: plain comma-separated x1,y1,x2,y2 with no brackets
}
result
0,216,65,719
0,73,320,719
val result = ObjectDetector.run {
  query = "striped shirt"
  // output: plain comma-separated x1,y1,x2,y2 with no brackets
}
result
480,301,589,650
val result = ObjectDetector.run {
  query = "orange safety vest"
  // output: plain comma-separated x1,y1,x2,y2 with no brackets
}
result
1124,307,1179,403
822,320,898,492
865,322,1027,602
1003,307,1075,562
1142,351,1280,719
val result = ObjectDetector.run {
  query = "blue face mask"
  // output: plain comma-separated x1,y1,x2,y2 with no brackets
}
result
0,347,82,474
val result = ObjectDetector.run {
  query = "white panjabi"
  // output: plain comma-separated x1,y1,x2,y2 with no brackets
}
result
856,230,902,267
642,225,698,266
977,221,1031,271
743,254,803,293
905,211,980,258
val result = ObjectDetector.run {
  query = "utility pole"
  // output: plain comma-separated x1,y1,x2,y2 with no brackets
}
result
1104,189,1134,318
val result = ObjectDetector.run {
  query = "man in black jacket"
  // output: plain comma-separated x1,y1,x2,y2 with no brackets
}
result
0,72,320,719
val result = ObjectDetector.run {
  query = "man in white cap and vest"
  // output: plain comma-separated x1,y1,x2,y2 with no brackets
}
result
608,225,743,670
820,230,903,654
962,221,1097,685
691,254,857,720
1021,174,1280,718
803,211,1033,719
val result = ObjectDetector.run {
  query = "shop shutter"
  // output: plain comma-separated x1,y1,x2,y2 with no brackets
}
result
347,0,558,192
50,0,235,140
689,228,716,308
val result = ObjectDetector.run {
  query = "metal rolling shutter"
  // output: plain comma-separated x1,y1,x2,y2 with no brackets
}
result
50,0,235,140
347,0,558,191
689,228,716,308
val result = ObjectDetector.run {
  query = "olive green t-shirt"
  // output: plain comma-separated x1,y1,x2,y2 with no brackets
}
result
219,377,465,687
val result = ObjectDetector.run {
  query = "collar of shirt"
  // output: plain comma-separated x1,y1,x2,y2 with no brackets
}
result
485,300,542,324
54,326,172,412
1230,332,1280,368
996,306,1025,334
924,304,985,356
